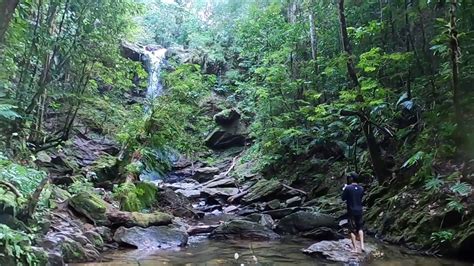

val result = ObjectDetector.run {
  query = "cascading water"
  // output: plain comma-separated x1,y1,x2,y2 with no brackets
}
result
143,47,167,100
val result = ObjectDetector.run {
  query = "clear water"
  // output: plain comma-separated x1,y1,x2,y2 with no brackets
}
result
73,235,470,266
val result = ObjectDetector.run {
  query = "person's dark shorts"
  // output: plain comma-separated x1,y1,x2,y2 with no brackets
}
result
349,214,363,233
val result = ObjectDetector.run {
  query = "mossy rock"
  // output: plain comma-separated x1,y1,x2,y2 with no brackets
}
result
213,108,241,126
91,154,119,182
107,211,173,227
242,179,282,203
69,192,109,225
60,239,89,263
119,182,158,211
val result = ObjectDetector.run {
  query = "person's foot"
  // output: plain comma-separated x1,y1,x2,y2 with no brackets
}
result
350,248,359,253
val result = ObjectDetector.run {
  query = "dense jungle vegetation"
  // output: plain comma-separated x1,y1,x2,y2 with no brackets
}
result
0,0,473,264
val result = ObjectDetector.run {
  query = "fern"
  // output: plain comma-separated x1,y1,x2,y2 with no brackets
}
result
424,177,444,192
447,197,464,213
401,151,425,169
0,104,21,120
450,182,472,197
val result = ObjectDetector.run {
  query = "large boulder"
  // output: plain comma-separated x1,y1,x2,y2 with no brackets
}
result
243,213,275,229
214,109,241,127
69,192,109,225
242,179,282,203
107,211,173,228
302,239,378,263
276,211,337,234
204,124,247,150
209,220,280,241
113,226,188,249
120,41,145,61
156,187,202,218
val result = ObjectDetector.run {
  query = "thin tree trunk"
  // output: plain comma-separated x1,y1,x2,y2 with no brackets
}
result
449,0,463,147
309,10,318,73
0,0,20,43
405,0,412,98
337,0,360,90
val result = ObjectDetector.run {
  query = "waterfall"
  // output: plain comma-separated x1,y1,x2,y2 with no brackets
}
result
143,47,167,99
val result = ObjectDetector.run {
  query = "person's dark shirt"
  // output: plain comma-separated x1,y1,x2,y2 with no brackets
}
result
342,184,364,215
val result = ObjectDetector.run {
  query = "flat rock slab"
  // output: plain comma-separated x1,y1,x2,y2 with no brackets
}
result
113,226,188,249
175,189,201,199
302,239,378,263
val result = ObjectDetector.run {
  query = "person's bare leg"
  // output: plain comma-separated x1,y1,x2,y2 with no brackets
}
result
358,230,365,252
350,232,358,252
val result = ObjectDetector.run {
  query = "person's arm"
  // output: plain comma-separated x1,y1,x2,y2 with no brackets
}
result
342,186,348,201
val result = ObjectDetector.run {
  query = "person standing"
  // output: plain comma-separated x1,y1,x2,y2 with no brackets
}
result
342,172,365,253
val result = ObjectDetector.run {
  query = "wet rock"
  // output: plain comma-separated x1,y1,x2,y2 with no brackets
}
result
243,213,275,229
242,179,282,203
266,199,281,210
193,167,220,182
214,108,241,127
156,187,201,218
263,207,312,219
209,220,280,241
95,226,113,243
107,211,173,228
113,226,188,249
301,227,344,241
60,238,99,263
202,187,239,198
302,239,378,263
69,192,109,225
176,189,201,199
203,177,235,188
276,211,336,234
30,247,50,266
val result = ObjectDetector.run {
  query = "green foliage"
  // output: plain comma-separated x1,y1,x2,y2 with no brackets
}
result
447,197,464,213
68,179,94,196
112,182,157,212
430,230,454,245
424,177,444,192
0,153,45,196
0,224,39,265
118,64,214,173
450,182,472,197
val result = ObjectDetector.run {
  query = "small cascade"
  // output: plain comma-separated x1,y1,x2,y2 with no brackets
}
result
143,47,167,99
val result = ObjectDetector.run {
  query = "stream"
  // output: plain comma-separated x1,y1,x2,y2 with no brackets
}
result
72,233,469,266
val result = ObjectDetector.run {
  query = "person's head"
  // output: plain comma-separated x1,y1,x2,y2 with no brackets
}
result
346,172,359,184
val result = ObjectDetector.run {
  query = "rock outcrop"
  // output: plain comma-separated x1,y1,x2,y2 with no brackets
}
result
113,226,188,249
276,211,337,234
302,239,378,263
209,220,280,241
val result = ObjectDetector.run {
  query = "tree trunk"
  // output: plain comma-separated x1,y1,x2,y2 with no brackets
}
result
308,10,318,73
362,120,390,182
405,0,412,98
0,0,19,43
337,0,360,89
449,0,463,148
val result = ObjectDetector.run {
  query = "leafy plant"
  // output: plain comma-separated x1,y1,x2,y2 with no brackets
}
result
424,177,444,192
112,182,157,212
68,179,94,196
450,182,472,197
430,230,454,245
0,224,39,265
447,197,464,213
